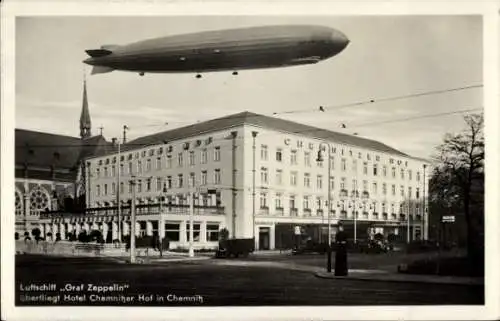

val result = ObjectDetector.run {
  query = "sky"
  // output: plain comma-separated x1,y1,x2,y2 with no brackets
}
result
15,15,483,159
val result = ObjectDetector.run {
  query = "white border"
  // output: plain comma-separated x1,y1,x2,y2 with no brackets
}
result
2,1,499,321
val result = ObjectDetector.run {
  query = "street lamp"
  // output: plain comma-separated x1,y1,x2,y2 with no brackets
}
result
316,142,332,273
159,181,167,257
113,138,122,243
351,189,359,243
130,176,137,263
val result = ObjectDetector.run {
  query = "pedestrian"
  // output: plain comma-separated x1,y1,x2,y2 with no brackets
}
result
334,223,348,276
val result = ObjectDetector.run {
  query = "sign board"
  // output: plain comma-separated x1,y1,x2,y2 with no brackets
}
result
442,215,455,223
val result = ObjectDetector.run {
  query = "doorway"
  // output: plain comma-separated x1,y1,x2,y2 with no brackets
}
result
259,227,270,250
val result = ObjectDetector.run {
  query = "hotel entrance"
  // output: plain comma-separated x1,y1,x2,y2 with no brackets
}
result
258,227,270,250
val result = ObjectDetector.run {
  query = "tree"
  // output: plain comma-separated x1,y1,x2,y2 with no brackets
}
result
432,113,484,270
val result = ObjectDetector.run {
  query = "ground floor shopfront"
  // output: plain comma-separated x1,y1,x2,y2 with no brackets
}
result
254,218,424,250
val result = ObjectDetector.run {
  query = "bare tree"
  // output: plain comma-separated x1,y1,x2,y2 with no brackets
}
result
432,113,484,266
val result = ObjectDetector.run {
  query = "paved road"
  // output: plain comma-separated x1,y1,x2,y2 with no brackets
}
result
15,255,483,306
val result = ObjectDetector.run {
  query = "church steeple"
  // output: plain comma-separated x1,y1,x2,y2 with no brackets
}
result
79,75,92,139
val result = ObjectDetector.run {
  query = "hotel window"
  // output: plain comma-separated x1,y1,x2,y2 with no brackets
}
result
142,151,146,158
363,180,368,191
137,161,142,174
146,179,151,192
316,197,322,209
400,185,404,197
156,177,162,191
408,170,412,180
128,182,132,193
165,223,180,241
178,174,184,188
382,203,387,213
382,183,387,195
316,157,323,168
400,169,405,180
104,167,108,177
330,176,335,190
352,159,357,172
416,171,421,182
134,181,140,193
146,159,152,172
167,176,172,189
291,150,298,165
261,167,269,184
104,184,108,195
392,184,396,195
96,185,101,197
261,145,268,160
340,177,346,190
201,171,207,185
276,169,283,185
330,156,335,170
275,193,283,209
391,203,395,214
372,182,378,195
289,195,296,209
111,165,116,177
178,153,183,167
214,169,221,184
120,164,124,175
120,182,124,194
416,188,420,199
189,151,195,166
290,171,297,186
317,175,323,189
341,158,347,171
189,173,195,187
260,193,268,208
408,187,412,198
166,155,172,169
373,164,378,176
214,147,221,161
112,183,116,195
363,163,368,175
156,157,162,170
276,148,283,162
206,223,220,242
96,168,101,178
304,173,311,188
392,167,396,178
304,152,311,167
200,149,208,164
185,223,201,242
303,196,310,209
383,165,387,177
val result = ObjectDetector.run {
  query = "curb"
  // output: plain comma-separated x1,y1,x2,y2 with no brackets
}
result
314,271,484,286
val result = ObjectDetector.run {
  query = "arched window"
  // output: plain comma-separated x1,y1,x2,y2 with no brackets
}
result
30,186,50,213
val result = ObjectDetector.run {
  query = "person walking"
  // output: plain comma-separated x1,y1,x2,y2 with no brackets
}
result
334,223,348,276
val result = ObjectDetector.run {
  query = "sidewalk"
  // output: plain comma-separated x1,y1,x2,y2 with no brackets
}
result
315,270,484,285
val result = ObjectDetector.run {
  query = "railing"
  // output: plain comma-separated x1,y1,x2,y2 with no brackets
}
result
303,209,312,217
39,203,225,219
275,208,284,216
258,207,269,215
290,208,298,217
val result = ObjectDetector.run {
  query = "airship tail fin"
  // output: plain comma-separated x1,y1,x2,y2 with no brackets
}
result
101,44,121,51
91,66,114,75
85,49,113,58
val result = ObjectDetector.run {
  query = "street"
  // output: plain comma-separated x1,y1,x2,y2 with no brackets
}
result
15,254,483,306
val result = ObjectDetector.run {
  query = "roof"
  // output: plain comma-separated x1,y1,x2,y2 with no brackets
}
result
126,111,410,157
15,129,110,176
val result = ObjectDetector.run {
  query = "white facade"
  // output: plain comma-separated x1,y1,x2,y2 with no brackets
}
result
75,120,429,250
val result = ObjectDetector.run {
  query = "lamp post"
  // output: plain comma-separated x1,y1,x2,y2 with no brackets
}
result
188,189,195,258
351,190,359,243
422,164,427,240
113,138,122,243
159,181,167,257
316,142,332,273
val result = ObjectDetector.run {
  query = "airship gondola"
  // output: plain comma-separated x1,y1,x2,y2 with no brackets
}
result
83,25,349,76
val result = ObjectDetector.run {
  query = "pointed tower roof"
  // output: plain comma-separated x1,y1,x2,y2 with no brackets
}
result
80,75,92,139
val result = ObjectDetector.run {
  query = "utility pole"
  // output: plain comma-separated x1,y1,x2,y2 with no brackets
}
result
422,164,427,240
130,176,137,263
317,142,332,273
116,139,122,242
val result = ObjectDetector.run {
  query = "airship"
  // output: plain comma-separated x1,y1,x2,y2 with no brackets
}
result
83,25,349,77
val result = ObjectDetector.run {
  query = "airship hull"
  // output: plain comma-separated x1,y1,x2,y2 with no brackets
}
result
84,25,349,74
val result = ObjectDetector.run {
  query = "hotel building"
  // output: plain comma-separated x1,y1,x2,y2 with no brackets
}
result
36,111,429,250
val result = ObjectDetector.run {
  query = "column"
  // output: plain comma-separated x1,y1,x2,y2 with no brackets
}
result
52,223,58,235
270,224,276,250
180,221,187,244
74,223,81,236
41,224,46,238
102,223,109,241
24,193,30,217
200,221,207,243
67,223,73,235
135,222,140,237
112,222,118,240
122,221,130,237
59,223,65,239
254,225,260,250
91,222,98,231
83,222,89,232
146,221,153,236
159,217,165,239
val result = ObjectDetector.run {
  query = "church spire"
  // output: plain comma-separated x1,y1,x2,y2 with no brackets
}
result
80,73,92,139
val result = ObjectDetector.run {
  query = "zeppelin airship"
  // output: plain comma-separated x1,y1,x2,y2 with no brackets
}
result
83,25,349,77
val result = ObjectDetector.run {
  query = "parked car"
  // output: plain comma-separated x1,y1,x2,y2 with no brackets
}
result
215,238,255,258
